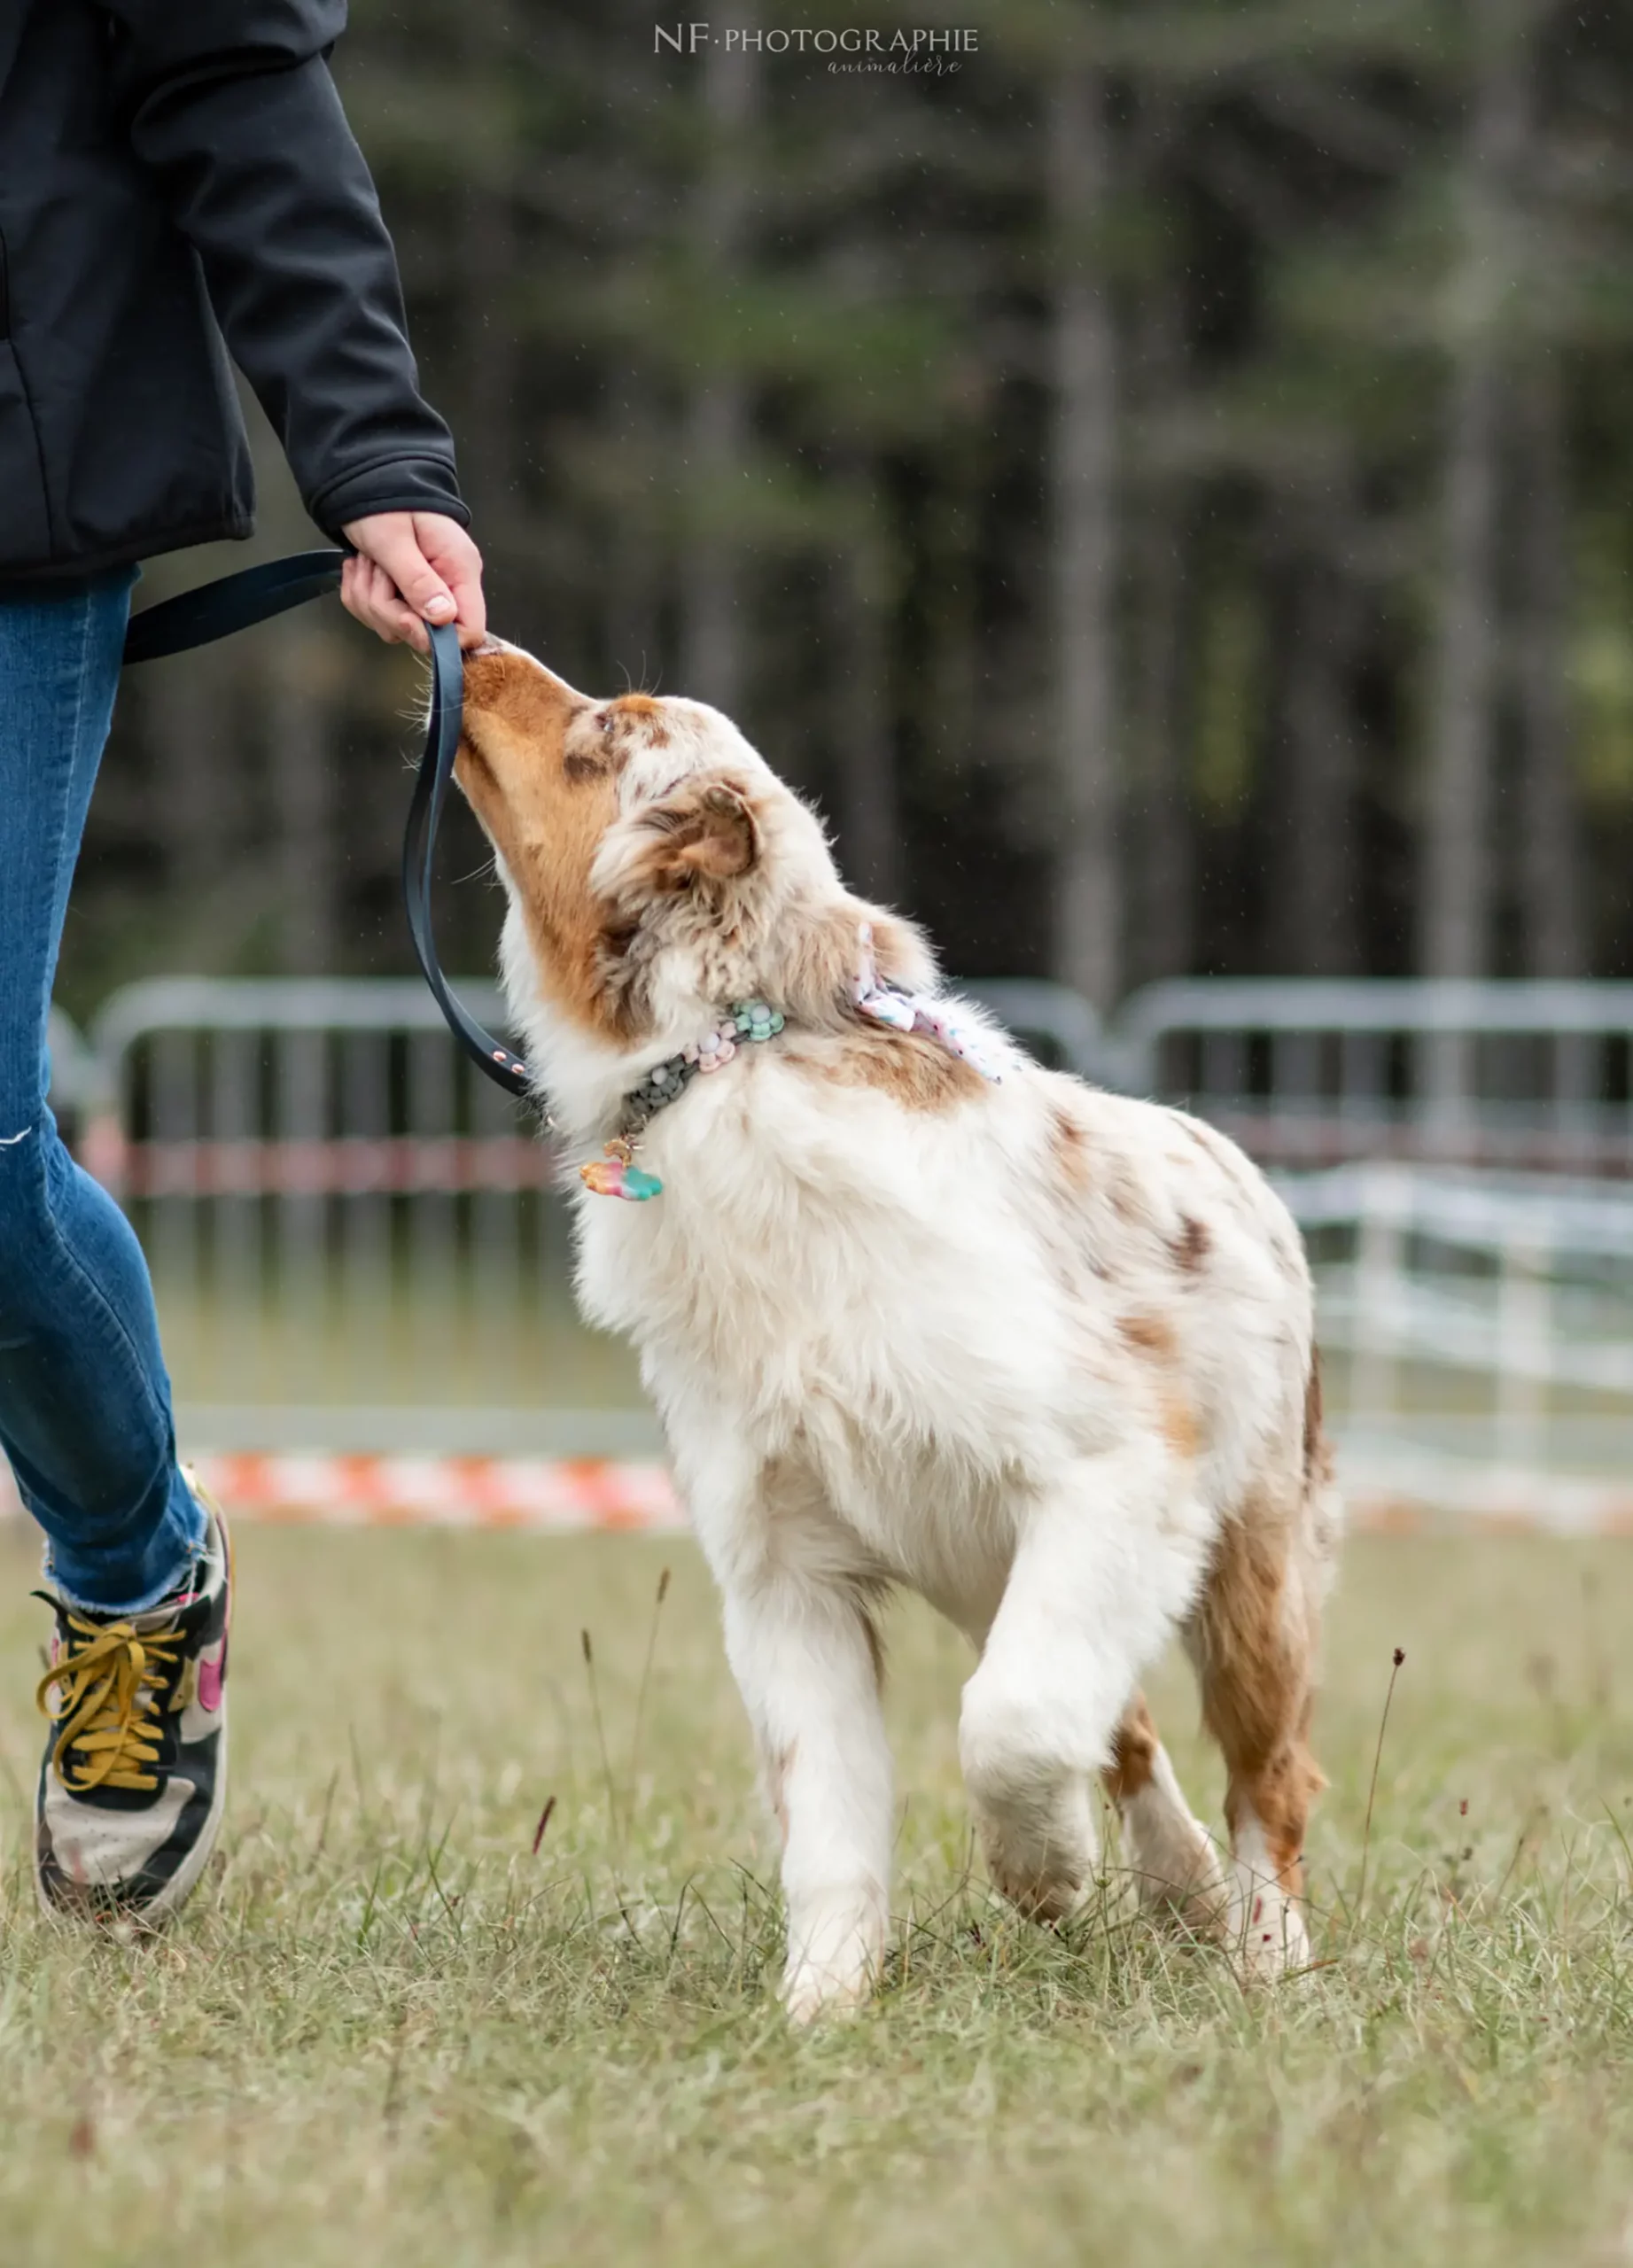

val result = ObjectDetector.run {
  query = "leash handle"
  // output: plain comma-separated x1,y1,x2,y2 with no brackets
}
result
122,553,535,1107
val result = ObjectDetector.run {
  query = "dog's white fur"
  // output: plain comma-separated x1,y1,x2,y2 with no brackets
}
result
458,648,1341,2021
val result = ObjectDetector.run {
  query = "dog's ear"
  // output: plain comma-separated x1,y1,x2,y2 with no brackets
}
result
637,777,759,892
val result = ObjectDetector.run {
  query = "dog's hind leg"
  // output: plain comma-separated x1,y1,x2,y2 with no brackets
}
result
1101,1692,1229,1938
1185,1479,1330,1981
960,1448,1203,1925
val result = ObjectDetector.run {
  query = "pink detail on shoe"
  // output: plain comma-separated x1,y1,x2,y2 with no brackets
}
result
198,1643,226,1713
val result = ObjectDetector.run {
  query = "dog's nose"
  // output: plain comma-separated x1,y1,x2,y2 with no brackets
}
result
461,641,593,718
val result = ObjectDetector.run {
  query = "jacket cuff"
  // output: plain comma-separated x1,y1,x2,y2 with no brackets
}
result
307,457,470,540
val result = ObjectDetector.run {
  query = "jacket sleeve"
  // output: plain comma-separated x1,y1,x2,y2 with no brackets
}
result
97,0,468,537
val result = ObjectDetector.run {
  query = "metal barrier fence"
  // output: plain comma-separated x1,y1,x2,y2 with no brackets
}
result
1113,979,1633,1176
26,976,1633,1520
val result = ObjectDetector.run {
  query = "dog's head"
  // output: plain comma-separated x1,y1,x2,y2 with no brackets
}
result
456,642,936,1066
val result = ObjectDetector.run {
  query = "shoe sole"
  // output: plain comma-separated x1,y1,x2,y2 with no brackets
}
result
35,1736,230,1926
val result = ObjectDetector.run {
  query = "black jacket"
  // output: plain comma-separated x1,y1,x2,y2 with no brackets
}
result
0,0,466,579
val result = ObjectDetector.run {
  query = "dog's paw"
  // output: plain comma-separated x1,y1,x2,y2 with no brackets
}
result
1124,1815,1233,1942
976,1798,1097,1926
782,1955,875,2026
780,1890,884,2023
983,1847,1089,1926
1232,1879,1311,1983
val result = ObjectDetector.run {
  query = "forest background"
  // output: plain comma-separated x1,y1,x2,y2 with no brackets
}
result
75,0,1633,1025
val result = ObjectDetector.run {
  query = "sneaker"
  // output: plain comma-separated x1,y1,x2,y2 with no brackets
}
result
33,1480,231,1921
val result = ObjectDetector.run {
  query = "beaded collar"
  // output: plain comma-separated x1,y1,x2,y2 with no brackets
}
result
580,1001,786,1200
578,927,1003,1203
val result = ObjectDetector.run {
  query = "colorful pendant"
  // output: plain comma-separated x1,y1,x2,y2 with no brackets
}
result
580,1139,664,1202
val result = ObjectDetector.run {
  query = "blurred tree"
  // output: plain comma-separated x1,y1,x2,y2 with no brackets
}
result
680,23,762,712
1047,44,1121,1009
1124,85,1194,987
1421,0,1524,986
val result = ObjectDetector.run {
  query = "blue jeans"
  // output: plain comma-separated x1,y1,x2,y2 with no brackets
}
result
0,573,206,1612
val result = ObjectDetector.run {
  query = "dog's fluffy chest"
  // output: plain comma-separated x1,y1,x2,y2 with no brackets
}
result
569,1076,1073,1621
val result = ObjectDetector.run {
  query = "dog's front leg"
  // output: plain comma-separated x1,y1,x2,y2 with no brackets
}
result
960,1447,1198,1923
723,1575,892,2023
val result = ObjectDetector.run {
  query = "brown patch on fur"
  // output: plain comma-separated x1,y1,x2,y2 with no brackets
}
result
611,692,670,745
1101,1693,1158,1808
1050,1105,1093,1192
1106,1162,1153,1229
1303,1351,1334,1488
1161,1395,1200,1462
1116,1313,1198,1459
1171,1214,1211,1273
1189,1501,1325,1896
824,1029,985,1114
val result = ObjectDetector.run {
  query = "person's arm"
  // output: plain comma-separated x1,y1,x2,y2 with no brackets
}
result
101,0,485,644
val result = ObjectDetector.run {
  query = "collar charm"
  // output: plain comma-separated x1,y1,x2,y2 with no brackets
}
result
581,1138,664,1202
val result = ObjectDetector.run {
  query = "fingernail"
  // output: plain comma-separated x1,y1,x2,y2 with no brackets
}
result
425,596,455,620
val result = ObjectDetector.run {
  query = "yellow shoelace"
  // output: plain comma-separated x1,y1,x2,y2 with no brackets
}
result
36,1614,183,1793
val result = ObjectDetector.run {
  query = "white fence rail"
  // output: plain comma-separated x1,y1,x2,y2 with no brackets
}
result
1281,1163,1633,1527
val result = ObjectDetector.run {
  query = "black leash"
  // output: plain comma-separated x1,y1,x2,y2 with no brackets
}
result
122,549,533,1105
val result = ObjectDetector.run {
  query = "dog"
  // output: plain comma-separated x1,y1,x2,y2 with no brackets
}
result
456,641,1341,2022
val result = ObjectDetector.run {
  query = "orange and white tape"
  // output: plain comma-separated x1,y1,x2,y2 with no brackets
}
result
4,1450,1631,1537
191,1454,684,1530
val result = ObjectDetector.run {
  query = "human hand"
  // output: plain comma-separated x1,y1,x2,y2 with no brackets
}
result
340,511,487,652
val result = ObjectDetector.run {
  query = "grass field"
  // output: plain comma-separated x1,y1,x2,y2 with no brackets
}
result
3,1522,1633,2267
